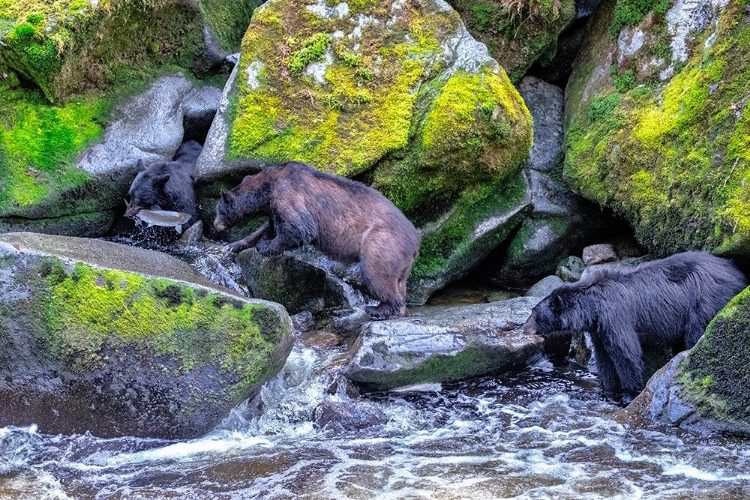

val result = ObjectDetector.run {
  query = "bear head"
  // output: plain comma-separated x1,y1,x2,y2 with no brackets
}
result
214,173,271,231
126,159,171,217
523,287,582,338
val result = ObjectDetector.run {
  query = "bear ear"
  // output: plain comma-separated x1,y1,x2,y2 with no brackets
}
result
136,159,147,172
243,175,253,183
221,190,235,203
551,294,563,312
154,174,170,186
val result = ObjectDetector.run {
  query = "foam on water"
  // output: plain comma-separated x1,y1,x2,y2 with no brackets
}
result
2,346,750,498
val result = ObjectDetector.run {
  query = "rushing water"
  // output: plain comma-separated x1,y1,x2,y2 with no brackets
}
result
2,338,750,500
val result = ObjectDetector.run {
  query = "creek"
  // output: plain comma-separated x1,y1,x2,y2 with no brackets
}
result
1,237,749,499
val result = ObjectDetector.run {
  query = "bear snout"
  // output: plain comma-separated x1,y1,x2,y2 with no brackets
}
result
213,216,226,231
522,315,537,336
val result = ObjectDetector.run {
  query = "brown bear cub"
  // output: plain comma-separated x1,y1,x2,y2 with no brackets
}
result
214,161,421,320
523,252,746,403
126,140,202,225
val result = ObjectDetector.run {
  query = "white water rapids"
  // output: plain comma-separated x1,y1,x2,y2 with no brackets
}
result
2,340,750,499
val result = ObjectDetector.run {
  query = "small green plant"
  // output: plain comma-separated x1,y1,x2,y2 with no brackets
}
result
342,52,360,67
325,94,343,111
588,93,620,121
355,67,373,81
610,64,637,93
610,0,673,36
289,33,330,76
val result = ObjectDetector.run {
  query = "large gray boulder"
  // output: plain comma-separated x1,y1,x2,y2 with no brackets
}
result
483,77,615,288
0,232,293,439
344,297,543,390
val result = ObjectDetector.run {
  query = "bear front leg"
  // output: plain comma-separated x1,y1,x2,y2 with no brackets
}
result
255,217,313,255
226,222,270,253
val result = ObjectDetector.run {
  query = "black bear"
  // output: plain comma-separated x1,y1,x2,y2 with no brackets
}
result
126,140,202,225
523,252,746,402
213,161,421,320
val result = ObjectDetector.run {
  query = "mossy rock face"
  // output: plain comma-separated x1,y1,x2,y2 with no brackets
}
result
0,0,257,102
0,232,293,439
0,73,222,236
564,0,750,258
675,287,750,432
446,0,577,83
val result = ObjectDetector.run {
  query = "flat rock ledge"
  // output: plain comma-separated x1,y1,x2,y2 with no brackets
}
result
0,232,293,439
344,297,543,391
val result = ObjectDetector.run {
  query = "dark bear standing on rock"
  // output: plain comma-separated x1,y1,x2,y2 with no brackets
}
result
523,252,746,402
126,140,202,225
213,161,421,320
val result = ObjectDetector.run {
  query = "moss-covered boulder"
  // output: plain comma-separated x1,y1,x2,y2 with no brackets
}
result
0,73,222,237
624,287,750,435
344,297,544,390
0,0,258,237
564,0,750,258
198,0,533,303
0,232,293,439
0,0,258,103
447,0,577,82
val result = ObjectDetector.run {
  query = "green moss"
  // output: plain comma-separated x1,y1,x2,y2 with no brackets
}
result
228,0,462,177
610,0,673,37
197,0,259,53
610,65,636,93
412,171,527,278
675,287,750,425
289,32,330,76
0,0,209,102
36,261,287,393
359,345,529,390
565,0,750,257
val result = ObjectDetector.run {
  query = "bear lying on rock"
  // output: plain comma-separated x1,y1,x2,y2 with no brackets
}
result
213,161,421,320
523,252,746,402
126,140,202,225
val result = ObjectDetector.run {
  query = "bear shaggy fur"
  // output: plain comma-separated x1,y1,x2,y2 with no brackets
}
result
126,140,202,225
523,252,746,401
213,161,421,320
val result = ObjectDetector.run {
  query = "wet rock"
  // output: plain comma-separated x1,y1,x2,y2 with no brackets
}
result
624,286,750,436
582,243,618,266
484,76,613,288
556,255,585,282
292,311,315,333
237,247,369,316
525,276,564,298
179,220,205,246
519,77,565,173
344,297,544,390
0,232,293,439
312,401,389,433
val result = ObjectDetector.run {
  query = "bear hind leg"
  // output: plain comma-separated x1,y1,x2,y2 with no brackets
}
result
360,233,409,320
594,325,645,402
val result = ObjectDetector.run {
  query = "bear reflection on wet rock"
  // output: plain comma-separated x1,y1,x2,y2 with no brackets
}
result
523,252,746,402
213,161,421,320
